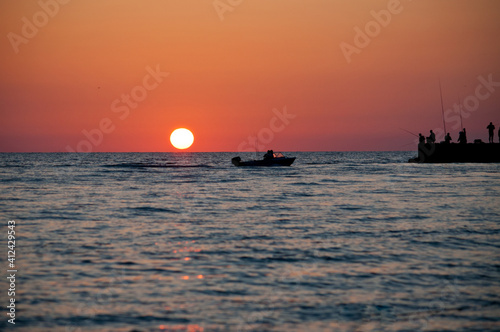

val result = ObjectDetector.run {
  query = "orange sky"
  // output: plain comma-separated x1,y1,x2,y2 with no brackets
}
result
1,0,499,152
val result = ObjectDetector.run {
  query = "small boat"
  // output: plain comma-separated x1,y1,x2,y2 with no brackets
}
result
232,152,296,167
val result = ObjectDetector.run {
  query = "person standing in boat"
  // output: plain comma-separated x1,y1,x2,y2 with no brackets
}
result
487,122,495,143
419,133,425,143
426,130,436,144
445,133,452,144
263,150,274,160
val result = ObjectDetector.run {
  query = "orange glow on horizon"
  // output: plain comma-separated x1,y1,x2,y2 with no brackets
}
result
1,1,499,152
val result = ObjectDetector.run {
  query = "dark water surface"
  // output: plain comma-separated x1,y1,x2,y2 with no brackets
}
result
1,152,499,331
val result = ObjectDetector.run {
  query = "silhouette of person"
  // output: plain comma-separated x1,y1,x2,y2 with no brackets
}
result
458,130,466,144
419,133,425,143
445,133,452,144
427,130,436,143
487,122,495,143
263,150,274,160
498,128,500,143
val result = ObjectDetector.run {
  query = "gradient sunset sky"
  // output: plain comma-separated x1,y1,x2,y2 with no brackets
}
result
1,0,499,152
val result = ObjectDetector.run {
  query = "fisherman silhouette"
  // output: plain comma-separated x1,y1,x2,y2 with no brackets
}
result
419,133,425,143
445,133,452,144
487,122,495,143
458,130,467,144
426,130,436,144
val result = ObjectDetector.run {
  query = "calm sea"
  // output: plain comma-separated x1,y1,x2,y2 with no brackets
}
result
1,152,499,332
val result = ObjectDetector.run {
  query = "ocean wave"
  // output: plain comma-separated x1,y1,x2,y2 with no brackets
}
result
129,206,179,214
103,162,212,168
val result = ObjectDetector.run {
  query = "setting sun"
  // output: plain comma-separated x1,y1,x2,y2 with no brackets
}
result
170,128,194,150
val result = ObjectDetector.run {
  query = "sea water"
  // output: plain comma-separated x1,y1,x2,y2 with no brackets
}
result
0,152,499,331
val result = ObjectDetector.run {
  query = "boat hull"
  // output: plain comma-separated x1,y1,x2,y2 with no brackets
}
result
232,157,296,167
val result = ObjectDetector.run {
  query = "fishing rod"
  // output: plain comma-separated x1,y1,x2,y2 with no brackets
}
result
399,128,418,137
457,94,463,130
439,79,447,135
